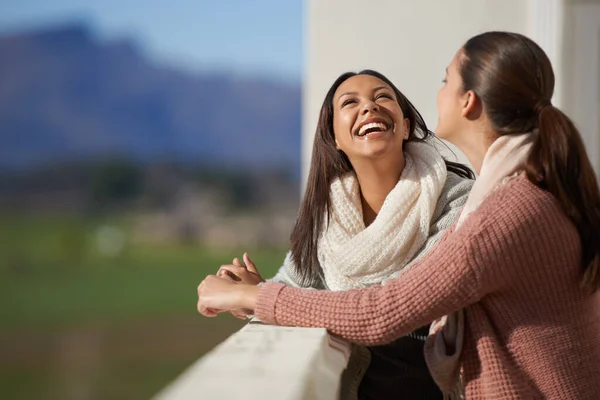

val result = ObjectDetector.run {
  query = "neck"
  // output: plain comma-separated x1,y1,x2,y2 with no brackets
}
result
353,157,405,226
456,129,497,175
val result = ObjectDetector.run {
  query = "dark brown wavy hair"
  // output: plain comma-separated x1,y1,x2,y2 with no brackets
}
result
290,69,474,285
459,31,600,292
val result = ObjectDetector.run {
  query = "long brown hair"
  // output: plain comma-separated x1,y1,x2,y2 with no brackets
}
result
290,70,474,285
460,31,600,292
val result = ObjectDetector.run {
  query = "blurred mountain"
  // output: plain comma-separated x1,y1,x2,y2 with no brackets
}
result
0,23,301,173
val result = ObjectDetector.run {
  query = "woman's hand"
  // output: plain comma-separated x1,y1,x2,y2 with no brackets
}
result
197,275,260,317
217,272,254,320
217,253,265,285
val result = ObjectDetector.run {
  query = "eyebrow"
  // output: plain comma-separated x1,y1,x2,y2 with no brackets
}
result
337,86,392,100
373,86,391,93
445,67,448,75
338,91,358,98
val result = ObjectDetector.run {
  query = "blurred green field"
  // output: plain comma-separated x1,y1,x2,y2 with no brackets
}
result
0,213,287,400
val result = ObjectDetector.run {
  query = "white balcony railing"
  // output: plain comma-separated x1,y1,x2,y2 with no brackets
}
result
153,321,351,400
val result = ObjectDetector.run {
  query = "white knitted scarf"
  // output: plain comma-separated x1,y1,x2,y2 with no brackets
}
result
318,141,448,291
424,133,533,399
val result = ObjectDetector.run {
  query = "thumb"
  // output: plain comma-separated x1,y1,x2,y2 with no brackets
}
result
243,252,259,274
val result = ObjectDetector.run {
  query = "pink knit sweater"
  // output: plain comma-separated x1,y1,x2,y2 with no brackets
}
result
255,176,600,399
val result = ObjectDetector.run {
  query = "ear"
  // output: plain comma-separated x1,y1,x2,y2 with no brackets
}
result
461,90,478,118
335,137,341,150
402,118,410,139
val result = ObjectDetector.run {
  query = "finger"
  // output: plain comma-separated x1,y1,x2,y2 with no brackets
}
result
219,264,247,273
217,268,237,280
198,302,219,317
233,257,246,268
230,310,247,320
218,270,237,281
217,265,248,280
244,252,259,274
207,308,220,317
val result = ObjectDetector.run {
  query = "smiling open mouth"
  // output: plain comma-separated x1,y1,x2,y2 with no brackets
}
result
356,122,389,137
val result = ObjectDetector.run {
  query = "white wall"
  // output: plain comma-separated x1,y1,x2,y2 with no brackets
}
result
303,0,531,180
563,0,600,173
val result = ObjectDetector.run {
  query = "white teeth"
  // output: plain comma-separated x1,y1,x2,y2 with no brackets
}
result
358,122,387,136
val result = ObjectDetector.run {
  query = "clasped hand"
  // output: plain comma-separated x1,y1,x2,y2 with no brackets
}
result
197,253,264,318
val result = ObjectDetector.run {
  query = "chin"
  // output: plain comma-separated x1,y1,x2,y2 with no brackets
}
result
362,143,401,160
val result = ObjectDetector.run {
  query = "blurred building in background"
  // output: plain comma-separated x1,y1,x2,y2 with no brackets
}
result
303,0,600,178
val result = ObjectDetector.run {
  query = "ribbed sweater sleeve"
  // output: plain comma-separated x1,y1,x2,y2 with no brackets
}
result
255,188,518,346
269,251,325,289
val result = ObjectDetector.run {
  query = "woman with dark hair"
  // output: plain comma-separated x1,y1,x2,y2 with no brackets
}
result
213,69,474,399
198,32,600,399
201,30,600,398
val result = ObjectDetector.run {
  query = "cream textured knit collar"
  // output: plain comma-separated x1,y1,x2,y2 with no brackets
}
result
319,141,448,291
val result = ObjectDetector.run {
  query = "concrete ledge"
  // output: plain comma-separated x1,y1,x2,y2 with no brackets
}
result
153,322,351,400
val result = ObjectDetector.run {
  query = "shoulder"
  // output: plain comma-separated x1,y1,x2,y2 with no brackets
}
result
445,176,580,289
434,171,474,216
444,170,475,199
462,175,575,241
487,176,562,220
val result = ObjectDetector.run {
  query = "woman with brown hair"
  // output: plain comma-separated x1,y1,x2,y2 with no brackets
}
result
214,68,474,399
198,32,600,398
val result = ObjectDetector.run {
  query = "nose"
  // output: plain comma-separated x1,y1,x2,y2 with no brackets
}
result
361,100,379,114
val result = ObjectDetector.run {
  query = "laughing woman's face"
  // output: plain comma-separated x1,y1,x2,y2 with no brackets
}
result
332,74,409,163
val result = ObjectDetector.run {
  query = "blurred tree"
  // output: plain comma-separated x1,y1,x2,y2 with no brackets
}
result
194,166,257,209
90,158,142,208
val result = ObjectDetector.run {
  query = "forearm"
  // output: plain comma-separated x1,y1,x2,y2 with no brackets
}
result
255,282,404,345
254,234,482,346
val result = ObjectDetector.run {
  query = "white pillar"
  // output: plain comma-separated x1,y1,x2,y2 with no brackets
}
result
564,0,600,174
527,0,566,107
